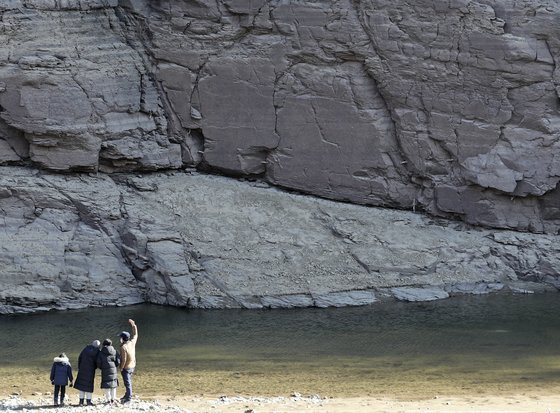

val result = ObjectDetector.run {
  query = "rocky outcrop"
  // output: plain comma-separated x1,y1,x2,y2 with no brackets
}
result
0,0,181,174
0,167,558,314
0,0,558,233
0,1,559,312
124,0,560,232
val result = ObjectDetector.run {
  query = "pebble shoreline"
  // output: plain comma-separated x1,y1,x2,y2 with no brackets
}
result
0,394,326,413
0,396,187,413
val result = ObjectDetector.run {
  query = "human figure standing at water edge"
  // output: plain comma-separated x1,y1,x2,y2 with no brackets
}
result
119,318,138,403
96,339,120,404
50,353,73,407
74,340,100,406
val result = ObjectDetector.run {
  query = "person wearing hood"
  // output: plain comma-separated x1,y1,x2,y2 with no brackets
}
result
74,340,100,406
96,339,120,404
50,353,73,407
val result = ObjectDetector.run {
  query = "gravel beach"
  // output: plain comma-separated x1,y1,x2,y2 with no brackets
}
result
3,393,560,413
0,396,187,413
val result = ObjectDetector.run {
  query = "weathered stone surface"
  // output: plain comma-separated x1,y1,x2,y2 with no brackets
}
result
0,170,143,312
445,282,504,296
261,295,314,309
390,287,450,302
197,58,278,175
0,0,560,312
313,290,377,308
0,2,178,172
0,0,557,231
0,168,557,313
356,0,560,231
506,281,557,294
116,0,560,232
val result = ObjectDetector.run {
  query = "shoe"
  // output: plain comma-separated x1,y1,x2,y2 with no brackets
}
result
121,398,131,404
79,398,84,406
86,400,94,406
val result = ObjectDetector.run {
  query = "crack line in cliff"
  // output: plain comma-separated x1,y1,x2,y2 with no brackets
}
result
310,100,340,150
347,2,420,183
39,175,136,287
544,39,559,100
113,6,193,156
200,272,247,308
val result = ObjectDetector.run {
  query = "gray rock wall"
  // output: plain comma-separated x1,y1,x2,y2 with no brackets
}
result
0,0,181,173
0,0,559,312
120,0,560,232
0,0,558,232
1,167,558,314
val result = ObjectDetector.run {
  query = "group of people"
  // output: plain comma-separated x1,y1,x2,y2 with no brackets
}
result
49,319,139,407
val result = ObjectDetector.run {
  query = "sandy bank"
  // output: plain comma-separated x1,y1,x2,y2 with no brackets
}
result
2,393,560,413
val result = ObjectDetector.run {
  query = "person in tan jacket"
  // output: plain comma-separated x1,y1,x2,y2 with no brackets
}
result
118,319,138,403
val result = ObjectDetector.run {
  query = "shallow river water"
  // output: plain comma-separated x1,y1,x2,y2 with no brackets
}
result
1,294,559,398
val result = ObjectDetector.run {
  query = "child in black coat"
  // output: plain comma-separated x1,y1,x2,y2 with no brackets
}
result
50,353,73,406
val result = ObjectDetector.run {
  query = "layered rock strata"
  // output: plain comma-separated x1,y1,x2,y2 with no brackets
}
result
0,167,558,314
0,0,559,312
0,0,558,233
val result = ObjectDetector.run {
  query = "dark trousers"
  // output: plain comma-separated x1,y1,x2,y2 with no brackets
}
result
121,368,134,400
54,385,66,404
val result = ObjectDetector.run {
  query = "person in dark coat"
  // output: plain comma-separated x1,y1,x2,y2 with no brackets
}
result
74,340,100,406
50,353,73,407
96,339,119,404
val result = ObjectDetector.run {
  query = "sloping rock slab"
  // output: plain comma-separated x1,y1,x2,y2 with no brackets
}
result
391,287,449,302
313,290,376,308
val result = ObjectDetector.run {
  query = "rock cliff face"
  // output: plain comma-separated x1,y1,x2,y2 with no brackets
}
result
0,0,559,312
1,167,558,313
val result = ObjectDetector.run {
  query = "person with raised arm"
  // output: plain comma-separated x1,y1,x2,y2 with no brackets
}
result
118,318,138,403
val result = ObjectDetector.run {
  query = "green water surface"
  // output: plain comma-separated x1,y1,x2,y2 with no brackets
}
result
1,294,559,397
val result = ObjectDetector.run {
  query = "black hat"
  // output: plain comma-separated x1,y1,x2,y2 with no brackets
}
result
103,339,112,346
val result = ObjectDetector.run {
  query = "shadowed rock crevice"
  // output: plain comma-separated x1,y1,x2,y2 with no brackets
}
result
0,117,30,166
